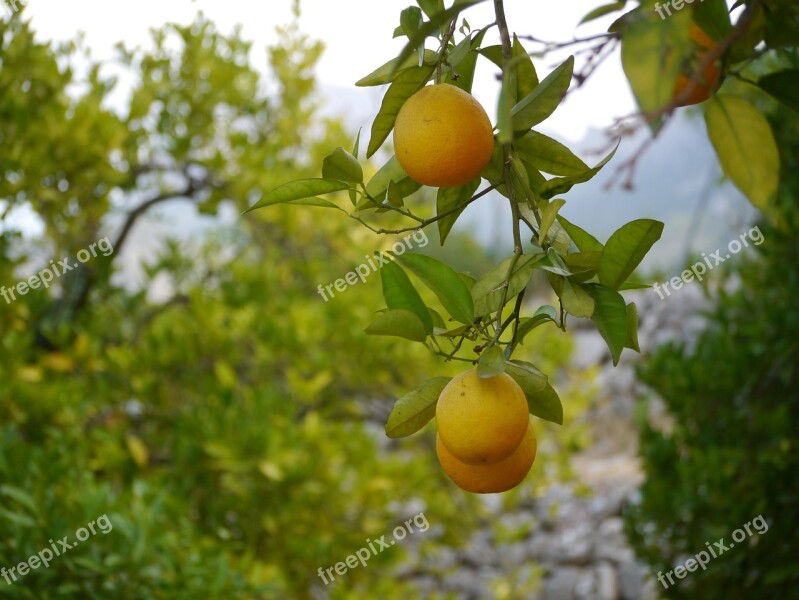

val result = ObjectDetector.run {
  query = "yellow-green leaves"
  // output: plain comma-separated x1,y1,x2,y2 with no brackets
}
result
705,95,780,211
322,147,363,183
355,49,438,87
514,131,589,177
366,309,429,342
385,376,450,438
620,7,691,127
598,219,664,290
245,179,349,212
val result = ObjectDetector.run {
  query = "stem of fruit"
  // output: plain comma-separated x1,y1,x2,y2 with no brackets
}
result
490,0,525,352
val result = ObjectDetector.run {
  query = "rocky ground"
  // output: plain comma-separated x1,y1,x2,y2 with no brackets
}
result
415,285,709,599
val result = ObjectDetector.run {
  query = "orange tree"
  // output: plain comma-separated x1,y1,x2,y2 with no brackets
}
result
248,0,795,457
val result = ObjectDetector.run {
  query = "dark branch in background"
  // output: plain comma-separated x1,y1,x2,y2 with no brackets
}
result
608,0,763,189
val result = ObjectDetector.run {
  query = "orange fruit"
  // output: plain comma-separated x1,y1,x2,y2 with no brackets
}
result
436,369,528,465
436,421,537,494
393,84,494,188
673,24,723,107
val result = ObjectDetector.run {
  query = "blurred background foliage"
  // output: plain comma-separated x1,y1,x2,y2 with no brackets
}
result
0,8,591,599
625,56,799,598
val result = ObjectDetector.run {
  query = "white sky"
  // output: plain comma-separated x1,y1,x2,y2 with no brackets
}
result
19,0,637,142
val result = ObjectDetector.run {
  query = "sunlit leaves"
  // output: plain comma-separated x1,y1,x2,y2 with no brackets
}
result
557,215,603,252
385,376,450,437
598,219,664,290
705,95,780,211
516,305,559,344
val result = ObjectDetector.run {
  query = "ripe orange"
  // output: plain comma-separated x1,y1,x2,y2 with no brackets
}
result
393,84,494,188
436,421,537,494
673,24,723,107
436,369,528,465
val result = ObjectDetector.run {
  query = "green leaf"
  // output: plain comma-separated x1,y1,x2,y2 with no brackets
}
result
365,155,409,201
444,27,488,93
505,360,547,393
385,376,450,438
557,215,603,252
624,302,640,352
526,383,563,425
534,248,572,277
516,305,559,343
436,179,480,244
0,485,38,513
497,69,514,144
620,8,691,129
477,346,506,378
598,219,664,290
512,35,538,99
540,142,618,199
562,251,603,282
538,199,566,245
366,309,429,342
380,261,433,333
705,95,780,211
393,0,488,74
559,277,595,318
245,179,349,212
322,147,363,183
584,283,628,366
352,128,362,158
286,197,343,209
618,280,651,291
417,0,445,19
355,49,438,86
579,1,627,25
400,6,424,37
394,253,475,324
368,65,435,158
758,70,799,114
511,56,574,131
471,255,538,317
506,361,562,424
514,131,589,176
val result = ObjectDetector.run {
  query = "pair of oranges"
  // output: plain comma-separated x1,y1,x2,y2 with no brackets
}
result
435,370,536,494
